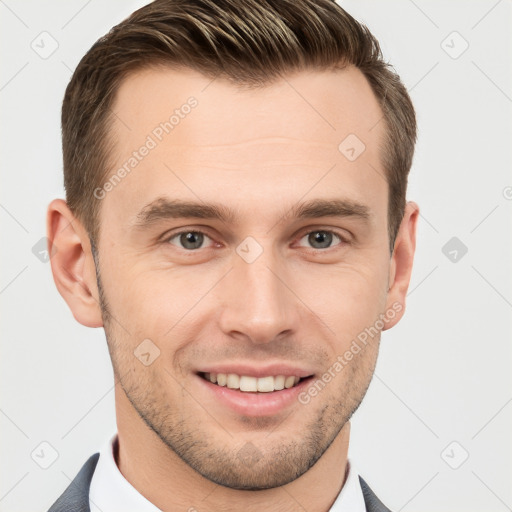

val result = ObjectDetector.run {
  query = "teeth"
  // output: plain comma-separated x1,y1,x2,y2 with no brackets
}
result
257,376,274,392
274,375,285,390
240,376,257,392
227,373,240,389
203,373,304,392
284,376,295,389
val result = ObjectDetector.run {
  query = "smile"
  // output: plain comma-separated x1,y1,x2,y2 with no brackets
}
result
200,372,303,392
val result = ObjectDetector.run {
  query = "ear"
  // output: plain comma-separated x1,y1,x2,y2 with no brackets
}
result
46,199,104,328
383,201,419,330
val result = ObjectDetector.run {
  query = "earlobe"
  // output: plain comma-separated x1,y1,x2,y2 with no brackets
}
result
383,201,419,331
46,199,104,328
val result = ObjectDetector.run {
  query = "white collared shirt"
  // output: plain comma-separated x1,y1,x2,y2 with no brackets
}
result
89,432,366,512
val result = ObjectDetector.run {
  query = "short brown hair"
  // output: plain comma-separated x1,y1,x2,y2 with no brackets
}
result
62,0,416,253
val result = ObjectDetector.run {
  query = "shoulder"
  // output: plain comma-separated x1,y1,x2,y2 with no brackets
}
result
47,453,100,512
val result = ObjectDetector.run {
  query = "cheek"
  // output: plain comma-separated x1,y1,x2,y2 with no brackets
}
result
297,258,390,338
102,259,217,344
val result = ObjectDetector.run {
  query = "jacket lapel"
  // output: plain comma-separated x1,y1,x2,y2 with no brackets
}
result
47,453,100,512
359,476,393,512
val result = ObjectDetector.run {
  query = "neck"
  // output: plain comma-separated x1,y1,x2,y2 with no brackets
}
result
115,390,351,512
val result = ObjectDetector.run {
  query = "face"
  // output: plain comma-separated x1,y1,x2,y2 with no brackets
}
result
91,66,399,489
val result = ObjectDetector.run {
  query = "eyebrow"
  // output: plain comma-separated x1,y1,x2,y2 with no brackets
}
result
133,196,372,228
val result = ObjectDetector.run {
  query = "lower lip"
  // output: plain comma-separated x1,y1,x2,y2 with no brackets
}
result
196,375,313,417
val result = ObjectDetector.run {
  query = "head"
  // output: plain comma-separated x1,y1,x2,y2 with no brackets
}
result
48,0,418,491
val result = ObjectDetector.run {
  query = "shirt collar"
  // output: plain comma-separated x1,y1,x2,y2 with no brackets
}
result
89,432,160,512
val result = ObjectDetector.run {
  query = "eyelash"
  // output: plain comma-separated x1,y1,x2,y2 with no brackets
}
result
162,228,350,252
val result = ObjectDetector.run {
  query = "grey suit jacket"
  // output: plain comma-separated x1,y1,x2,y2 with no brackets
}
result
48,453,392,512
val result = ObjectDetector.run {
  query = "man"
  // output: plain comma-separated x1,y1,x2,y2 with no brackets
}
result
46,0,418,510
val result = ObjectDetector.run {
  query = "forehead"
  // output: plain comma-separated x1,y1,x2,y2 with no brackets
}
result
111,65,383,146
103,65,386,229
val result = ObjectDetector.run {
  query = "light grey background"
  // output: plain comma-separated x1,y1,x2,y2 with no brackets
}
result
1,1,511,511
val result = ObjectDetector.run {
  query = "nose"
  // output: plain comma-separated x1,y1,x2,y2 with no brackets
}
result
217,241,301,345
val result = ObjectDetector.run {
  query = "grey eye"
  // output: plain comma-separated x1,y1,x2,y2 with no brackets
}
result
169,231,208,250
301,230,340,249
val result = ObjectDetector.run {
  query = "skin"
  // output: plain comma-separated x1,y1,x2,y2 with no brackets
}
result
47,66,418,512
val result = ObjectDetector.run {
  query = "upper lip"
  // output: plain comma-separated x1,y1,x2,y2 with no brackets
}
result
196,363,315,379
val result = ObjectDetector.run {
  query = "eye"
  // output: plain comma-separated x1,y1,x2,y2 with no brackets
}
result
166,230,213,250
296,230,346,250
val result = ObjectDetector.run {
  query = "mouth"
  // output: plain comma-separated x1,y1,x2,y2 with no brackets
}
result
195,368,316,416
199,372,310,393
